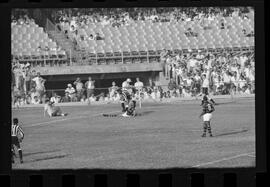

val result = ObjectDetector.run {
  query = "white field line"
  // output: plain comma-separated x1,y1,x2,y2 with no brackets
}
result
192,151,255,167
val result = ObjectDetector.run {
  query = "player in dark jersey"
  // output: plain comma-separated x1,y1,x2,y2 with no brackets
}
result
11,118,24,163
199,96,215,137
118,89,131,112
200,94,217,106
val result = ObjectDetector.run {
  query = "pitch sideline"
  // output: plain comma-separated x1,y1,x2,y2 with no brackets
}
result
192,151,255,167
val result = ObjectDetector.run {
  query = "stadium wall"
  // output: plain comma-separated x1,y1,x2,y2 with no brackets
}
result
35,63,162,76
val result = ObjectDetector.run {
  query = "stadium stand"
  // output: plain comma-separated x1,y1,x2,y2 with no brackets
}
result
11,20,67,61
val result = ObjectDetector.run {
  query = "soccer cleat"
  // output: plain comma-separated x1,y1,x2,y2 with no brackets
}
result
201,134,206,137
209,134,213,137
20,160,23,164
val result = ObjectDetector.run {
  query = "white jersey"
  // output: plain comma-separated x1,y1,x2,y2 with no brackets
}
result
122,81,132,93
134,81,144,91
44,104,53,116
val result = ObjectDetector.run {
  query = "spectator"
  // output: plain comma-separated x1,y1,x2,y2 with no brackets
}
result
201,74,209,95
65,84,76,101
73,77,84,100
85,77,95,104
50,92,61,103
134,77,144,93
32,72,46,100
62,92,70,102
168,78,177,95
108,81,119,101
32,96,41,104
223,71,231,94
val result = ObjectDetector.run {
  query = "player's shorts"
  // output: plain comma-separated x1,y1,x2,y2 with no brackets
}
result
12,136,20,148
51,106,61,116
203,113,212,121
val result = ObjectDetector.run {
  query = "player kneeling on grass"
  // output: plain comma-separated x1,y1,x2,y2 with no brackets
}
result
44,99,67,117
199,96,215,137
11,118,24,164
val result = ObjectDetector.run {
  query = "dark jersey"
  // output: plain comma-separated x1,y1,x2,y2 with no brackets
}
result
120,90,131,102
202,102,214,114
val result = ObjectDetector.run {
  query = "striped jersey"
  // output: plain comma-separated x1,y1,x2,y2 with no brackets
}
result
120,90,131,102
11,124,24,138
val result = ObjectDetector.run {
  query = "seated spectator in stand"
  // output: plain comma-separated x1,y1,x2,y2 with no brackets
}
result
88,34,94,40
32,96,41,104
95,33,104,40
62,92,70,102
41,94,50,104
185,28,198,37
246,31,254,37
89,95,96,102
26,94,32,104
50,92,61,103
242,29,247,36
65,84,76,101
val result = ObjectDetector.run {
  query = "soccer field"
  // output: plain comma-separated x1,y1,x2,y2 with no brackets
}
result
12,97,255,169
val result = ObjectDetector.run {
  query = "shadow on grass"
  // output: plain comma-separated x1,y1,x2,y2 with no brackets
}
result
31,154,68,162
137,111,155,116
24,149,61,157
214,128,249,137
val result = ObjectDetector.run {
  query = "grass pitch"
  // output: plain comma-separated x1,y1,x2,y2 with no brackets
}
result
12,97,255,169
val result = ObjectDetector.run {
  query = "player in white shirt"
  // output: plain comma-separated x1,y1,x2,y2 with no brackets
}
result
134,77,144,92
122,78,133,93
44,100,67,117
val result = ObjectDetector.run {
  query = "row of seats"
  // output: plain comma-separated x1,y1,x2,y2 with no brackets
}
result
12,23,66,57
77,17,254,54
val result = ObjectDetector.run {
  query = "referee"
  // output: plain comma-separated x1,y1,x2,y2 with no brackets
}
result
11,118,24,163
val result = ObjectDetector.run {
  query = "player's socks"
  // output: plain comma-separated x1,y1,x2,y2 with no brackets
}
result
18,150,23,163
210,99,217,105
202,122,207,137
121,103,125,112
207,122,213,137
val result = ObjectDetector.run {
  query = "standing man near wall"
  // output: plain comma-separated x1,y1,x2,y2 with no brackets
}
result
85,76,95,105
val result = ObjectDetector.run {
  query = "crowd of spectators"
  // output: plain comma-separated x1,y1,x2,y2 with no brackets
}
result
11,10,36,26
12,61,47,107
161,49,255,97
12,48,255,109
52,7,254,28
50,7,254,47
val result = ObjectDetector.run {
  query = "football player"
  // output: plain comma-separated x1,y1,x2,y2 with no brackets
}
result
11,118,24,163
199,96,215,137
44,99,67,117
